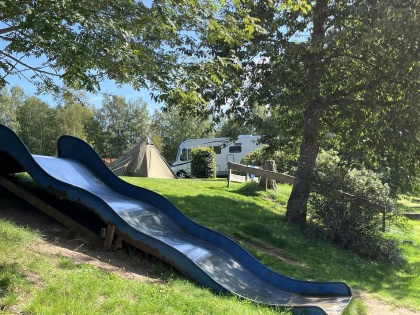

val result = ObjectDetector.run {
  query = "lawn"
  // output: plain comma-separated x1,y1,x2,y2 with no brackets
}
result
123,177,420,312
397,194,420,214
0,176,419,314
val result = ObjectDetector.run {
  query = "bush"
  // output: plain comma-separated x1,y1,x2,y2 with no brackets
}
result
308,150,402,264
190,147,216,178
241,148,298,175
236,181,261,196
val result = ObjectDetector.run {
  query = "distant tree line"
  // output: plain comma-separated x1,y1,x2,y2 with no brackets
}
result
0,86,255,163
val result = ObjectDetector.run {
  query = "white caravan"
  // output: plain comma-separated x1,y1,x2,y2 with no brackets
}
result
171,135,263,177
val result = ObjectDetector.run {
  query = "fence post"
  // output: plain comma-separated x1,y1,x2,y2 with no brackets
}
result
382,206,386,232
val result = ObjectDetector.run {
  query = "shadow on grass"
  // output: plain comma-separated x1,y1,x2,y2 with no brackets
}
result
0,263,26,298
398,203,420,214
162,192,417,301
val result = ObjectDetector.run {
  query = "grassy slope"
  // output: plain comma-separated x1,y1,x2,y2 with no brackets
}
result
397,195,420,214
0,176,419,314
0,216,288,315
123,178,420,312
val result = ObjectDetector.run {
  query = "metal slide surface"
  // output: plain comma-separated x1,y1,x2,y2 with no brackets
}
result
0,125,351,315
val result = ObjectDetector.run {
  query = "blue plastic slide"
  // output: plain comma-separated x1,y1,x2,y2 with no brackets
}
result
0,124,351,314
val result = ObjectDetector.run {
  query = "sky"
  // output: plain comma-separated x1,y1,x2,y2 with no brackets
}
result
5,72,161,112
1,31,160,112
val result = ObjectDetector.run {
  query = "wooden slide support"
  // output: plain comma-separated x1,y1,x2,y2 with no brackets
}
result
0,174,111,247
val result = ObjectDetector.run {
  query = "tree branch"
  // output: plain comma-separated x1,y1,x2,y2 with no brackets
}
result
0,51,59,77
0,25,22,35
0,35,14,41
325,52,377,69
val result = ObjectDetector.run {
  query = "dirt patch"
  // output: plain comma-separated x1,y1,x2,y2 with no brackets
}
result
0,198,160,283
356,291,419,315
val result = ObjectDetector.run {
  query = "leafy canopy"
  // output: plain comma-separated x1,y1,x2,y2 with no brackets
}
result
0,0,264,97
156,0,419,221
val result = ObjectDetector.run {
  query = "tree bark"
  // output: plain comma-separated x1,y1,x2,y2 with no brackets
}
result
285,103,322,223
285,0,327,223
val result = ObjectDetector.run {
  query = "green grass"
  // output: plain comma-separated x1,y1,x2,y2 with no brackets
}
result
1,176,419,314
0,189,289,314
27,263,286,315
123,177,420,312
0,219,43,311
397,194,420,213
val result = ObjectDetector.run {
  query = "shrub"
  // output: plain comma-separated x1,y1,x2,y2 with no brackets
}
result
190,147,216,178
308,150,402,264
236,181,261,196
241,148,298,175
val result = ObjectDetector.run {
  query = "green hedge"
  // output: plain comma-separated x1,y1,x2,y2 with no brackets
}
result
190,147,216,178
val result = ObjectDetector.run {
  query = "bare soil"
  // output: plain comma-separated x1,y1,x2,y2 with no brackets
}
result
0,193,418,315
0,197,160,283
358,293,417,315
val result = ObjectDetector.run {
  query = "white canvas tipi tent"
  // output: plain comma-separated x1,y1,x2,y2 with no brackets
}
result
109,137,177,179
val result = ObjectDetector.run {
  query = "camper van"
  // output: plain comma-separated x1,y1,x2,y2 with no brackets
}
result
171,135,263,178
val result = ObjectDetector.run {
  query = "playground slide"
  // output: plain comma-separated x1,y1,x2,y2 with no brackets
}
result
0,125,351,315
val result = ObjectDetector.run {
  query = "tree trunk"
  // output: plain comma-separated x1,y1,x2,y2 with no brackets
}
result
285,0,327,224
285,103,321,223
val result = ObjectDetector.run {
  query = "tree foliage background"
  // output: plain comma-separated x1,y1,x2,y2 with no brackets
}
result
151,107,216,162
0,86,218,162
86,95,152,158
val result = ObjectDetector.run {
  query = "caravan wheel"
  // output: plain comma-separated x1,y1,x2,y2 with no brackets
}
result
177,171,187,178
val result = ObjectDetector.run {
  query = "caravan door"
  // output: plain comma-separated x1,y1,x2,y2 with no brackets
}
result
225,142,242,171
226,153,234,164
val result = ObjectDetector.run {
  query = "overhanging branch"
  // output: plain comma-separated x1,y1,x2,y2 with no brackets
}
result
0,25,22,35
0,51,59,77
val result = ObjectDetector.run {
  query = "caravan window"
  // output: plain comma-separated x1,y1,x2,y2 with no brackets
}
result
180,149,189,161
229,145,242,153
212,146,222,154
